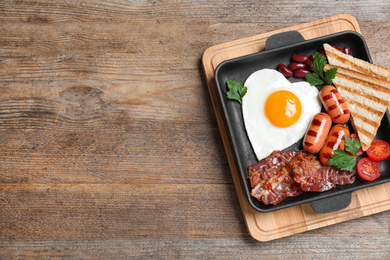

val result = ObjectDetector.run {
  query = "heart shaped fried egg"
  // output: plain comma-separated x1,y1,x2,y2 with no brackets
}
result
242,69,321,161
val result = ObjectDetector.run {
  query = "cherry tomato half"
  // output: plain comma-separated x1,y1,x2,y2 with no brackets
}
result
367,139,390,161
357,157,380,181
350,133,364,156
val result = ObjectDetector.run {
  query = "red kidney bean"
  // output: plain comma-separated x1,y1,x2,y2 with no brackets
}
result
332,45,344,52
288,62,306,71
309,54,314,61
343,46,351,55
278,64,293,77
319,48,326,58
292,54,309,63
294,69,310,78
305,59,312,70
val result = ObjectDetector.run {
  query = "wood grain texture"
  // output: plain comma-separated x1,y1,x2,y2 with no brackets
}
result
1,0,390,258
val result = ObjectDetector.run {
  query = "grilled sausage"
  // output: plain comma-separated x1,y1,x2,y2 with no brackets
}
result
319,85,350,124
303,112,332,154
319,124,350,166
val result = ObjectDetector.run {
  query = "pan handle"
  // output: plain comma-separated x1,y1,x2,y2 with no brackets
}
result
310,192,352,213
264,31,305,50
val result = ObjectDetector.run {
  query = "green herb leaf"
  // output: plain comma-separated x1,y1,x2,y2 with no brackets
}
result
327,136,361,172
324,67,338,85
344,136,361,156
305,52,337,86
226,80,247,104
305,72,324,86
327,149,357,172
310,52,326,77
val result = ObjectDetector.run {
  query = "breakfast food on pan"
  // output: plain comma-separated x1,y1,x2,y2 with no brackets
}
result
249,150,302,205
249,149,356,205
278,55,310,78
226,80,247,104
305,52,338,86
357,157,380,181
291,150,355,192
248,150,297,188
356,139,390,181
323,43,390,80
319,85,350,124
319,124,350,166
241,69,321,161
366,139,390,161
225,40,390,206
277,63,294,77
323,64,390,151
302,112,332,154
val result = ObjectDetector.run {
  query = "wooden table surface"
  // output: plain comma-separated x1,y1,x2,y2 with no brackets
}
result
1,1,389,259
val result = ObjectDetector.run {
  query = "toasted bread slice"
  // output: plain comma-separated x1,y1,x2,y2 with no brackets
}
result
323,43,390,81
325,64,390,92
324,64,390,150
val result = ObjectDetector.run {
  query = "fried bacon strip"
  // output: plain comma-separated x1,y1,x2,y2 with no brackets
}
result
249,150,302,205
250,166,303,205
249,150,356,205
291,150,356,192
248,150,297,188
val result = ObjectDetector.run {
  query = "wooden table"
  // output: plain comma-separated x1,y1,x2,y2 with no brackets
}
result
1,1,389,258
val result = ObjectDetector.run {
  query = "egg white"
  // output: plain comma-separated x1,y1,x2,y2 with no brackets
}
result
242,69,321,161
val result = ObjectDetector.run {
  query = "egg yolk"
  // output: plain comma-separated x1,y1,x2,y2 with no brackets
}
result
264,90,302,127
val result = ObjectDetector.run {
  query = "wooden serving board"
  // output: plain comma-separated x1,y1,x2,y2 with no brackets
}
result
202,14,390,242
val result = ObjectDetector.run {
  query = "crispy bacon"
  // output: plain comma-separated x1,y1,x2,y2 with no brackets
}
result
249,150,302,205
250,166,302,205
249,149,356,205
291,150,356,192
248,150,297,188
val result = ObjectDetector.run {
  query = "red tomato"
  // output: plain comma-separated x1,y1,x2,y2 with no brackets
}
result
367,139,390,161
357,157,380,181
350,133,364,156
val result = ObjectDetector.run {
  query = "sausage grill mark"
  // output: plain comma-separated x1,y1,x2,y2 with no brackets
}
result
332,131,342,137
306,130,318,137
302,113,332,154
322,153,332,159
319,85,350,124
311,119,322,126
333,109,350,119
304,119,322,147
321,94,333,101
328,140,337,146
327,101,348,113
322,89,349,114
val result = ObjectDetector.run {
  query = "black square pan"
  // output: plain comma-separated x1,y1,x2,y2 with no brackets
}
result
214,30,390,213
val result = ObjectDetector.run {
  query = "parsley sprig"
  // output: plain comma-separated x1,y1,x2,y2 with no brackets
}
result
305,52,337,86
226,80,247,104
328,136,361,172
